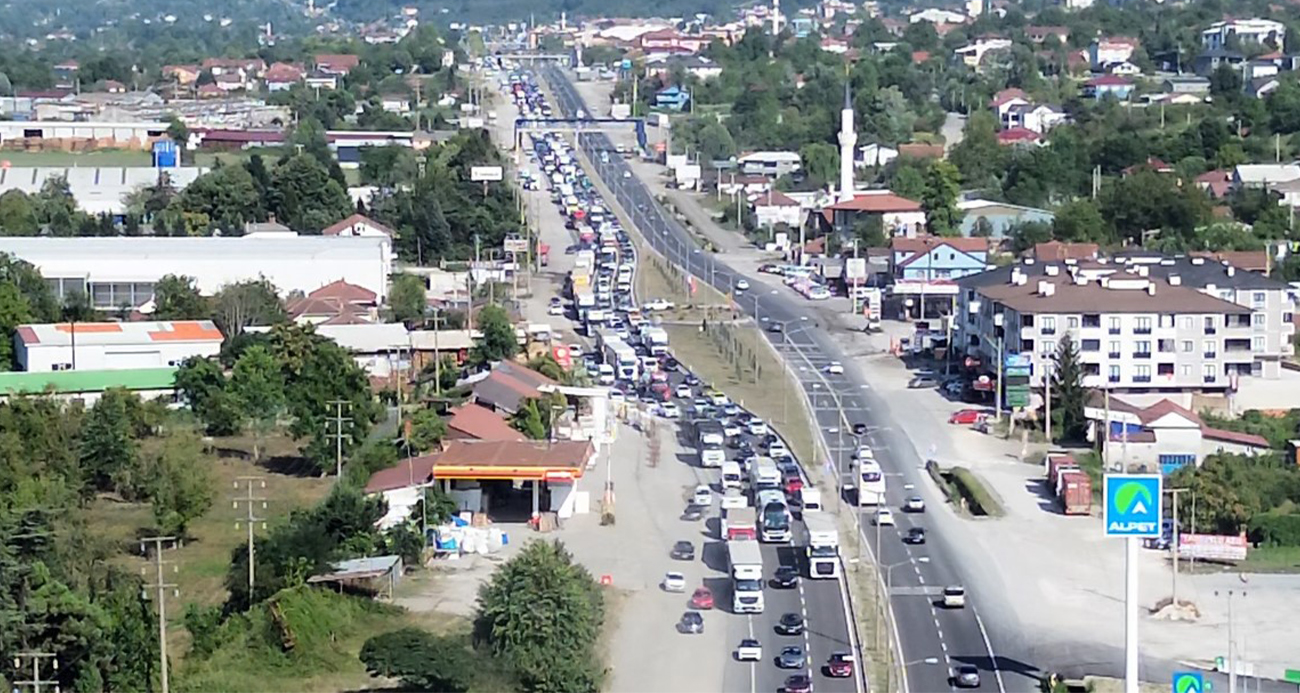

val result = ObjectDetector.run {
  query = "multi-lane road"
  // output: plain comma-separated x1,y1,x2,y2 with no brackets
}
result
537,62,1027,693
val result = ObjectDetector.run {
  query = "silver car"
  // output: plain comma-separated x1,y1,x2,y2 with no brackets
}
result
778,645,806,669
954,665,981,688
679,611,704,634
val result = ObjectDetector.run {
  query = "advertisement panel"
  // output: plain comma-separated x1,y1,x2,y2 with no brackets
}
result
845,258,867,281
470,166,504,182
1103,474,1163,537
503,236,529,253
1179,533,1248,562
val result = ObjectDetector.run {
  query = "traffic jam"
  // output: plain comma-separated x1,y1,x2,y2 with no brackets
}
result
500,67,859,693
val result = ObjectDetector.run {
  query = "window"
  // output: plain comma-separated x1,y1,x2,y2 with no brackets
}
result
1159,314,1175,328
1042,340,1056,355
1083,314,1101,328
1204,340,1217,357
1108,365,1120,382
1253,291,1266,307
1253,336,1265,352
1134,340,1151,357
1158,339,1174,353
1181,316,1193,330
1041,316,1056,335
1203,364,1216,382
1081,339,1100,352
1068,316,1079,329
1108,316,1121,334
1180,365,1191,376
1204,316,1217,333
1181,340,1194,353
1134,365,1151,382
1108,340,1121,358
1135,317,1152,334
1253,312,1266,328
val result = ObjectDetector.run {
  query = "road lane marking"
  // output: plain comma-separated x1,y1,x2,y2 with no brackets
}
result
747,615,756,693
974,611,1007,693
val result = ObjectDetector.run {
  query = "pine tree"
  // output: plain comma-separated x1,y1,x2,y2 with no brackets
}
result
1050,334,1088,442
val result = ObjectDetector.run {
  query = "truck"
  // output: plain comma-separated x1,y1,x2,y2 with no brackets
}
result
805,511,840,579
1058,471,1092,515
749,457,781,492
721,507,758,541
727,539,764,580
757,489,791,543
642,326,670,356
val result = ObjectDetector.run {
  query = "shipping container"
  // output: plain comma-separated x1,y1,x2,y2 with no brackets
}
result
1046,453,1079,487
1058,471,1091,516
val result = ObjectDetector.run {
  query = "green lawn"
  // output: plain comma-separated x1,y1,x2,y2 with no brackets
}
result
0,149,152,167
1240,545,1300,573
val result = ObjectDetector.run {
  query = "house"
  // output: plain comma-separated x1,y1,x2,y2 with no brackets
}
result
445,403,526,442
891,237,990,282
1122,157,1174,177
1163,76,1211,94
954,38,1012,68
1003,103,1066,134
1195,169,1233,198
957,199,1055,237
678,55,723,81
53,60,79,87
264,62,304,91
737,151,802,177
909,7,967,24
196,84,224,99
380,94,411,114
1083,75,1134,100
858,143,898,168
815,192,926,237
653,85,691,111
820,37,850,54
304,70,339,90
471,361,558,415
752,190,803,228
314,54,362,76
1084,394,1270,474
201,58,266,81
1232,164,1300,189
1107,61,1142,76
1193,48,1245,77
1248,77,1281,99
323,214,394,239
989,88,1031,125
1089,37,1138,71
897,143,944,160
163,65,200,85
1201,19,1285,51
214,73,245,93
717,174,773,196
996,127,1044,147
1026,26,1070,44
635,29,709,54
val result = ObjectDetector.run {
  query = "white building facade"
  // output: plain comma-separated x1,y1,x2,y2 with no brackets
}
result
15,320,223,372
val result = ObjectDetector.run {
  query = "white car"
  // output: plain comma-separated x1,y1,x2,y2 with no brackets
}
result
548,302,565,316
644,298,676,312
692,485,712,506
623,170,632,178
825,361,844,375
723,423,742,438
768,440,789,458
675,384,693,399
735,638,763,662
659,402,681,419
873,508,896,526
735,279,750,291
853,446,875,461
709,392,729,407
904,497,926,513
568,343,583,357
610,389,626,403
747,419,768,436
662,571,687,593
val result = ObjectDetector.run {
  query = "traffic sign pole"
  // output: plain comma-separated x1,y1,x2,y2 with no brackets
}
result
1126,535,1139,693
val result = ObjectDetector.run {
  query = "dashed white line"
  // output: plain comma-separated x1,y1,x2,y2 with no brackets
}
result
916,574,925,585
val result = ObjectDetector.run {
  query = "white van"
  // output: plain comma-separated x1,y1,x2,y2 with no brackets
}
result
700,445,726,468
799,487,823,513
721,461,743,491
597,364,616,385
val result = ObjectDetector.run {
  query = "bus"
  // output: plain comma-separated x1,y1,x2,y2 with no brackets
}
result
857,458,886,506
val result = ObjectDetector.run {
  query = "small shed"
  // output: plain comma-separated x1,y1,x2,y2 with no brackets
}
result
307,555,403,599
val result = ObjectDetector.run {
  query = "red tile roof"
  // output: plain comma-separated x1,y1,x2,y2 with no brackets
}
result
447,403,525,441
308,280,377,304
996,127,1043,145
989,88,1029,107
897,143,944,160
1202,427,1270,448
314,53,361,73
892,236,989,254
827,193,922,213
1031,241,1098,261
755,190,799,207
322,213,395,237
1087,75,1133,87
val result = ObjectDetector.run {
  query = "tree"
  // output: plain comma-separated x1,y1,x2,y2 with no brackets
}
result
176,163,261,232
1008,220,1053,254
230,344,286,461
406,407,447,453
176,356,242,436
921,160,963,237
78,389,143,497
358,145,419,189
388,273,428,327
797,141,839,189
0,252,57,321
851,214,885,248
152,274,207,320
948,111,1003,188
142,431,215,536
862,87,915,145
35,174,79,235
360,629,476,693
0,281,32,370
475,540,604,692
212,278,285,337
888,162,927,200
473,304,518,363
511,398,548,440
0,190,39,236
268,154,354,231
1048,335,1087,443
1051,199,1109,244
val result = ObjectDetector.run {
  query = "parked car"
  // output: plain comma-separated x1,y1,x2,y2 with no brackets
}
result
671,540,696,560
909,375,939,389
948,409,987,425
826,652,855,678
679,611,704,634
735,638,762,661
690,586,715,610
662,572,686,592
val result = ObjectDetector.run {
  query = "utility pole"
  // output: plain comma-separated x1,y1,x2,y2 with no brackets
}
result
327,400,353,478
1166,487,1189,610
140,536,179,693
232,477,267,597
995,336,1004,422
1044,359,1053,443
1216,589,1245,693
12,652,59,693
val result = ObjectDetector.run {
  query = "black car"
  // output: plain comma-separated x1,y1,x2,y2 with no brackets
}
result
772,565,799,588
775,457,799,475
777,612,805,635
767,322,784,333
852,422,869,435
663,357,680,371
685,374,701,387
904,527,927,544
670,540,696,560
681,505,705,522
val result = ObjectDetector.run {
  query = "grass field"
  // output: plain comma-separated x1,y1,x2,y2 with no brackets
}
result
0,149,153,167
1239,545,1300,573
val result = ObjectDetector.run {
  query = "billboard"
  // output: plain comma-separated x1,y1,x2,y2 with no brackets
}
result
1103,474,1163,537
503,236,529,253
471,166,504,182
845,258,867,281
1004,353,1032,377
1179,533,1248,562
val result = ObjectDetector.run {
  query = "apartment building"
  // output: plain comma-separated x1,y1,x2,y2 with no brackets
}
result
1201,19,1285,51
956,258,1293,397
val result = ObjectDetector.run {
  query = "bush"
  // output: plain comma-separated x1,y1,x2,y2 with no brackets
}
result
360,629,476,693
950,467,1004,517
1248,513,1300,547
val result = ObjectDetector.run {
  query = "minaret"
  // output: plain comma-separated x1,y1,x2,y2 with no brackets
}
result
771,0,781,35
837,82,856,202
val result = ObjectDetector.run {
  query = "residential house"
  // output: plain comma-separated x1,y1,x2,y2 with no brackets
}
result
101,80,127,94
1193,48,1245,77
954,38,1012,68
1122,157,1174,177
910,7,967,23
471,361,558,415
679,55,723,80
1107,61,1142,76
717,174,773,196
1195,169,1233,199
305,71,339,90
1084,394,1270,474
1231,164,1300,189
891,237,990,282
996,127,1044,147
1089,37,1138,71
53,60,79,88
737,151,802,177
751,190,803,228
1083,75,1134,100
445,403,526,442
1004,103,1067,133
314,54,361,76
201,58,266,84
1248,77,1281,99
1162,76,1211,94
213,73,245,93
820,37,850,54
264,62,305,92
814,192,926,237
635,29,709,54
380,94,411,114
1201,19,1285,51
989,88,1031,126
323,214,395,238
286,280,380,325
653,85,691,111
163,65,201,86
1026,26,1070,44
958,199,1055,237
858,143,898,168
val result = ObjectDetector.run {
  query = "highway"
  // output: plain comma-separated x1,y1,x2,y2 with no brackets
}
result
538,62,1022,693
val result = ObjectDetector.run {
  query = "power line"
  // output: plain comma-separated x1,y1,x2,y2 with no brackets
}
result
231,477,268,597
327,400,353,478
140,536,179,693
12,651,59,693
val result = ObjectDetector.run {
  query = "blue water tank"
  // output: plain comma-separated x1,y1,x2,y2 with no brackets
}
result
152,139,179,168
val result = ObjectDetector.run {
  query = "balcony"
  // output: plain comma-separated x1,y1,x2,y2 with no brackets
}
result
1134,327,1153,335
1204,375,1217,383
1133,375,1152,383
1204,326,1217,335
1108,327,1122,335
1108,374,1121,383
1203,351,1217,359
1108,351,1121,359
1132,352,1151,359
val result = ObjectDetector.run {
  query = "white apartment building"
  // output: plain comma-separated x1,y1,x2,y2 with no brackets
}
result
957,257,1295,398
1201,19,1286,51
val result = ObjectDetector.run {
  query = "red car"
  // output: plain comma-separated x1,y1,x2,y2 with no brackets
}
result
826,652,855,678
784,674,812,693
948,409,987,425
690,586,714,610
783,473,803,496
